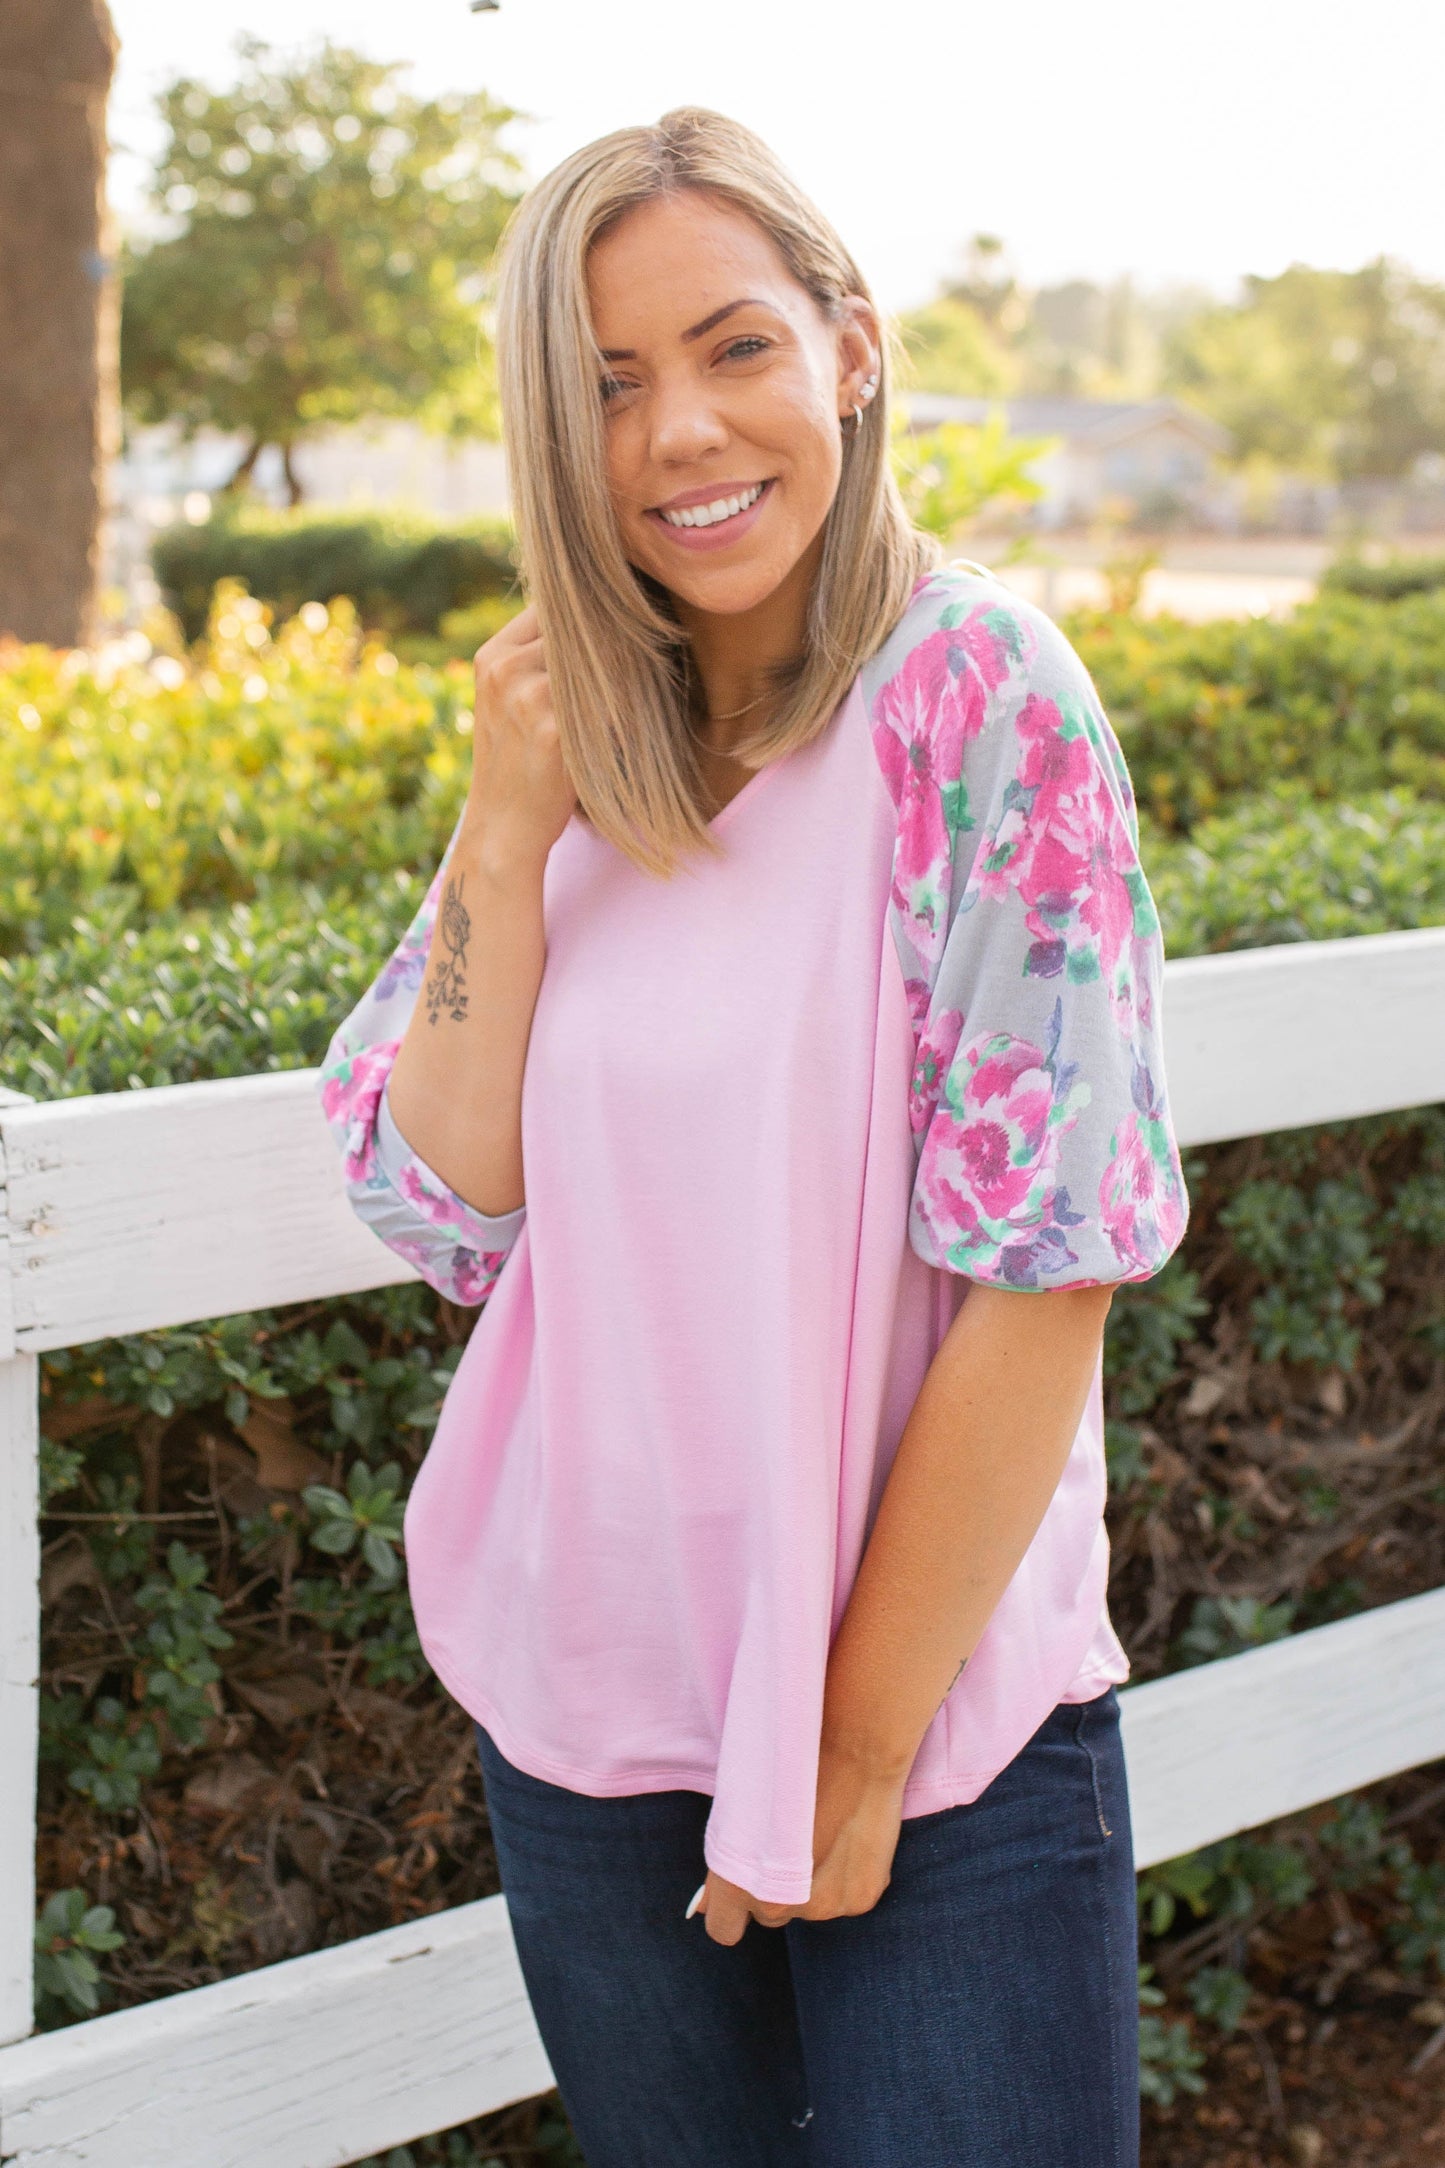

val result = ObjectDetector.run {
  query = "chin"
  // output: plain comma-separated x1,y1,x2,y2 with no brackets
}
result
648,553,797,618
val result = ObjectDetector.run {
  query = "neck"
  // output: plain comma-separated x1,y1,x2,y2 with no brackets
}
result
672,537,820,757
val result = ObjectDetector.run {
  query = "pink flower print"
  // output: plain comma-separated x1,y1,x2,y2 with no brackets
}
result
909,1005,964,1135
913,1002,1091,1286
1099,1061,1188,1276
947,598,1031,694
973,694,1154,1029
872,625,993,966
319,1038,401,1185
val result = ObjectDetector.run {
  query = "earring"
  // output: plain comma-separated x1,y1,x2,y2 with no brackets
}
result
844,402,865,436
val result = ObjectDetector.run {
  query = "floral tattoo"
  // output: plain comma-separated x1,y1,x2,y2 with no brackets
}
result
426,874,471,1025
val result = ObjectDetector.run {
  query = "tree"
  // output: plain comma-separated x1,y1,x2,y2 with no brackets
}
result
1165,260,1445,481
892,411,1050,540
0,0,118,646
121,40,523,498
896,294,1016,398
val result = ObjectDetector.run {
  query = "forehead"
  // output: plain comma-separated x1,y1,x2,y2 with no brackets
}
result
586,190,809,340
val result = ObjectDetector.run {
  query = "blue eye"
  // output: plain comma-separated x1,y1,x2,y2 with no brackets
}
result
724,336,769,360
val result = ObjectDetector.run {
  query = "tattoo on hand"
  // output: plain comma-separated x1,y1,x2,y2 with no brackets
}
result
425,874,471,1025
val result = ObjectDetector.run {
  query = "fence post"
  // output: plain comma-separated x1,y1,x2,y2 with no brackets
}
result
0,1091,37,2045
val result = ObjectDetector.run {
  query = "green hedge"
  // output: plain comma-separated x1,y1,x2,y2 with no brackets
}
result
6,787,1440,1104
153,506,518,643
1322,552,1445,601
0,590,468,952
1071,586,1445,832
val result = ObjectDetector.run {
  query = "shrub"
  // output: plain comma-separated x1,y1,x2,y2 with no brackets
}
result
0,883,417,1097
33,1890,125,2024
1144,787,1445,955
153,506,518,643
1070,586,1445,832
1322,553,1445,602
0,587,467,950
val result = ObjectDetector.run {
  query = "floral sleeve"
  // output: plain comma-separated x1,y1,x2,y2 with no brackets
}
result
316,819,525,1307
862,568,1188,1290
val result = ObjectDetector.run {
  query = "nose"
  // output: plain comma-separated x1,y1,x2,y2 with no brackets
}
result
647,372,729,465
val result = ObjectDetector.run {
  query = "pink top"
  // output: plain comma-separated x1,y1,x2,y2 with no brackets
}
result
321,568,1188,1904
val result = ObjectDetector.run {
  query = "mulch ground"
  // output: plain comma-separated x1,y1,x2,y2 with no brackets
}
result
1144,2002,1445,2167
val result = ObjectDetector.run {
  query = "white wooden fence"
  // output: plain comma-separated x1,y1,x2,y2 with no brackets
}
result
1,924,1444,2167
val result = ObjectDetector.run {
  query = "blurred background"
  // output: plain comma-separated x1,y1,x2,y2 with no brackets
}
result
5,0,1445,649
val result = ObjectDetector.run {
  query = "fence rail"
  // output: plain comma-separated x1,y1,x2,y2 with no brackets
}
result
2,924,1444,2167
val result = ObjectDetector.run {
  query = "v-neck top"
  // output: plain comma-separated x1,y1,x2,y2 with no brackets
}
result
321,566,1188,1903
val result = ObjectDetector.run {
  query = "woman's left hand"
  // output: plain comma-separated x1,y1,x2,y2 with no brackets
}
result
694,1745,907,1946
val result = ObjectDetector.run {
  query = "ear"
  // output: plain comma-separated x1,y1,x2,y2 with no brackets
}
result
836,295,882,421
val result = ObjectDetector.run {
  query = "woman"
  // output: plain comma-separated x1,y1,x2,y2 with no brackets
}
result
321,107,1187,2167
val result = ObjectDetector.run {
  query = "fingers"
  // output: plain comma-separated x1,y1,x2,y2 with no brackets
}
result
700,1876,750,1946
690,1869,801,1945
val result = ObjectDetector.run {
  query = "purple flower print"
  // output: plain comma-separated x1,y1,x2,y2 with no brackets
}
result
971,693,1157,1032
1099,1058,1187,1275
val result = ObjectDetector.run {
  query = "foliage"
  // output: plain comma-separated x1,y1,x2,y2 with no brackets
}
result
153,506,518,643
1069,585,1445,833
304,1460,407,1583
1137,1967,1207,2105
1104,1258,1209,1417
895,291,1016,398
1175,1595,1298,1668
1162,258,1445,480
33,1890,126,2024
891,410,1050,538
136,1542,236,1745
0,883,417,1097
121,40,522,482
1322,552,1445,601
1143,787,1445,956
0,587,468,950
1219,1176,1384,1368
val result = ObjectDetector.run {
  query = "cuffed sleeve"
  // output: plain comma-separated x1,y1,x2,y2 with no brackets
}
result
865,570,1188,1290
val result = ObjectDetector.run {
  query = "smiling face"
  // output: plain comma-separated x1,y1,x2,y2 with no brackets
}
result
585,190,880,621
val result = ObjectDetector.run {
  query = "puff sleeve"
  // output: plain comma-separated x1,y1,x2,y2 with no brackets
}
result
316,819,525,1307
864,571,1188,1290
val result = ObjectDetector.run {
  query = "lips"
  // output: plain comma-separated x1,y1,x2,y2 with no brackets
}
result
656,479,768,530
644,477,775,552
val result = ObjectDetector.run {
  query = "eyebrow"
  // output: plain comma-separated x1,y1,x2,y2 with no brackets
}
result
598,297,770,363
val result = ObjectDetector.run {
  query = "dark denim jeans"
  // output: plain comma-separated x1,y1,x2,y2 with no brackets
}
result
475,1688,1138,2167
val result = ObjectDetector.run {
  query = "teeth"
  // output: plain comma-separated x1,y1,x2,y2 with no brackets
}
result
662,481,765,529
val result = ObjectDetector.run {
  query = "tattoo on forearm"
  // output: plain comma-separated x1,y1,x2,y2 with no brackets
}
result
425,874,471,1025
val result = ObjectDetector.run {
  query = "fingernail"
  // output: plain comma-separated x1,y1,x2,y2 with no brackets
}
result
684,1881,706,1920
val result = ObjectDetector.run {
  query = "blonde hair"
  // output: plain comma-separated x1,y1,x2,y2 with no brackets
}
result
494,105,938,875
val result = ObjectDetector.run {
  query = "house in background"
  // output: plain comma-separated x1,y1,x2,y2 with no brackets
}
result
901,393,1232,529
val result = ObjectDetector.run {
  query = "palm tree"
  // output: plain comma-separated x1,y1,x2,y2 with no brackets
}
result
0,0,118,646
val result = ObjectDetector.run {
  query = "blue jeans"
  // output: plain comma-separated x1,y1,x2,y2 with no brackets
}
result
474,1688,1139,2167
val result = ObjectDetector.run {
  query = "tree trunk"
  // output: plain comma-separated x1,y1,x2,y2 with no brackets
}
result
0,0,118,647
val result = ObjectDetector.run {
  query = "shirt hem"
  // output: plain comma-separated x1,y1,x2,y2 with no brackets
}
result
425,1641,1128,1902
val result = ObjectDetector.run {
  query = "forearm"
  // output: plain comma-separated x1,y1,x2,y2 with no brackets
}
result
385,812,549,1218
820,1280,1114,1783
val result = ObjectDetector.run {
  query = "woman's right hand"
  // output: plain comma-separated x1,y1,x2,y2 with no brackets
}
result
467,603,577,863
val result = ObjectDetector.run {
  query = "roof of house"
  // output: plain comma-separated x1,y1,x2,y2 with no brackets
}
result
900,394,1231,454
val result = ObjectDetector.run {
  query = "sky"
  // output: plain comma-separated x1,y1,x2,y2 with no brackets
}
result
107,0,1445,313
